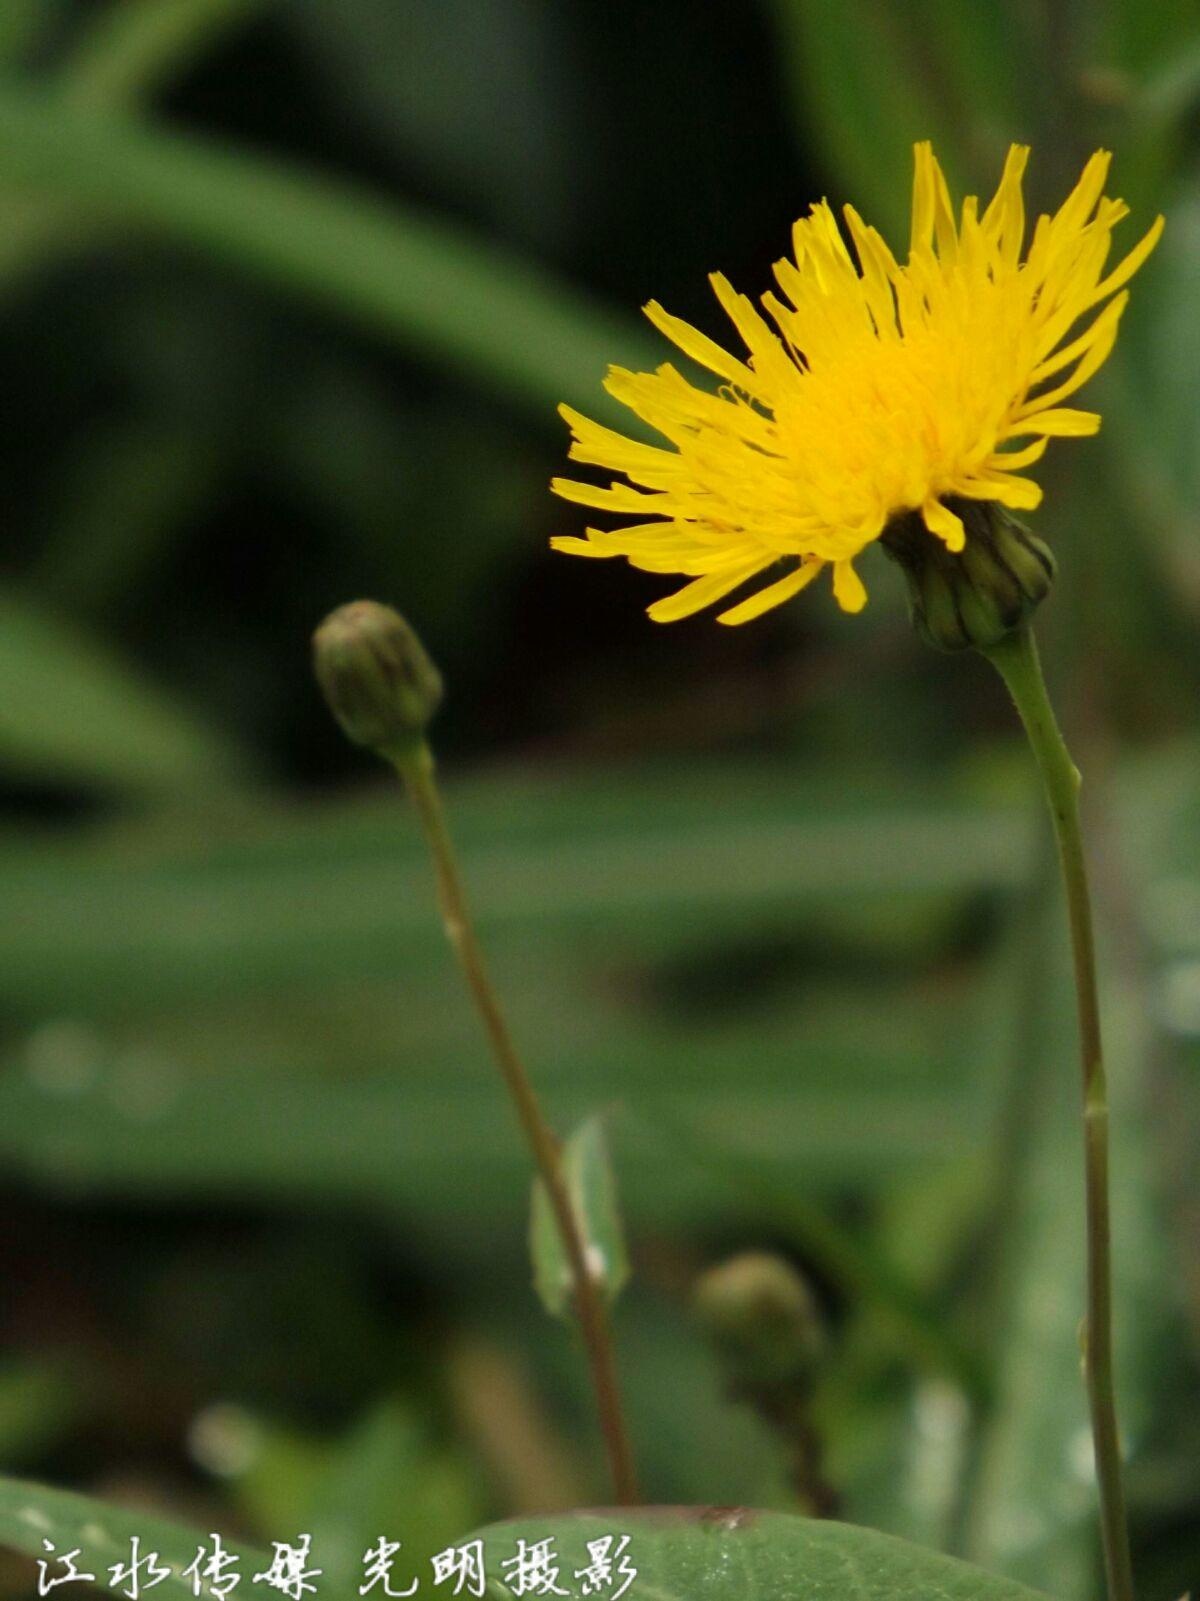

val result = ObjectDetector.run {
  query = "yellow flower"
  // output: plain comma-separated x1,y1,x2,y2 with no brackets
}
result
550,144,1162,626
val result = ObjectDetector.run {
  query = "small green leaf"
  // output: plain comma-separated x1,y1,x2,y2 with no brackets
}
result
0,1474,271,1599
531,1117,630,1318
473,1509,1056,1600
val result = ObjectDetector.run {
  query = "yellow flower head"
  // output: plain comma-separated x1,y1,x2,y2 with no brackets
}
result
550,144,1162,626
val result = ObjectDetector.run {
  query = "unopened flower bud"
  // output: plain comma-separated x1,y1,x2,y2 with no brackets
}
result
881,498,1056,653
313,600,443,757
694,1251,825,1391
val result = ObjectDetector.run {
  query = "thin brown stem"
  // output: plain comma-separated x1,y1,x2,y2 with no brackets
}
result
984,625,1134,1601
393,741,639,1505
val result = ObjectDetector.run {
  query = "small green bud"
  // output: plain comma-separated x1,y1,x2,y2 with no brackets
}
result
312,600,443,757
881,497,1056,653
693,1251,825,1391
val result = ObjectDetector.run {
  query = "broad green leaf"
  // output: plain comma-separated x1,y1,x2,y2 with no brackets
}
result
532,1117,630,1317
0,84,655,418
0,969,988,1218
0,767,1029,1012
0,588,248,796
0,764,1020,1213
473,1509,1054,1600
0,1474,271,1600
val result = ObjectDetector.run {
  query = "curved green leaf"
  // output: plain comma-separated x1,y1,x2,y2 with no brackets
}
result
0,0,268,284
474,1509,1056,1600
0,1474,271,1600
57,0,270,114
0,84,654,417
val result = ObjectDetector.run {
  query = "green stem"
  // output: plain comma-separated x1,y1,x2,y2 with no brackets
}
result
983,624,1133,1601
391,740,640,1506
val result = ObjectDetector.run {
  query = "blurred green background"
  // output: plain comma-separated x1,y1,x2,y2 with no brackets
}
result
0,1,1198,1597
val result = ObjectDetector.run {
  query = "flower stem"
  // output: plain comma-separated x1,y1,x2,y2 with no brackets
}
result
983,624,1133,1601
390,740,640,1506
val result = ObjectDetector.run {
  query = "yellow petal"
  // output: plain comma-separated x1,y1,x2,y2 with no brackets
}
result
987,437,1049,471
961,475,1044,511
550,477,668,515
716,560,823,625
550,535,614,558
560,404,684,482
709,273,799,390
586,522,690,554
646,559,767,623
548,143,1159,630
1051,150,1111,234
921,499,966,551
642,301,759,392
1089,212,1164,303
1008,408,1101,438
980,143,1029,263
832,560,867,613
909,141,955,258
1030,293,1127,386
1019,300,1126,416
630,543,758,575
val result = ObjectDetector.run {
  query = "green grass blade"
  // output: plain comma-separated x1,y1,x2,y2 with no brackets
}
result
0,767,1028,1011
0,84,655,416
0,0,270,283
